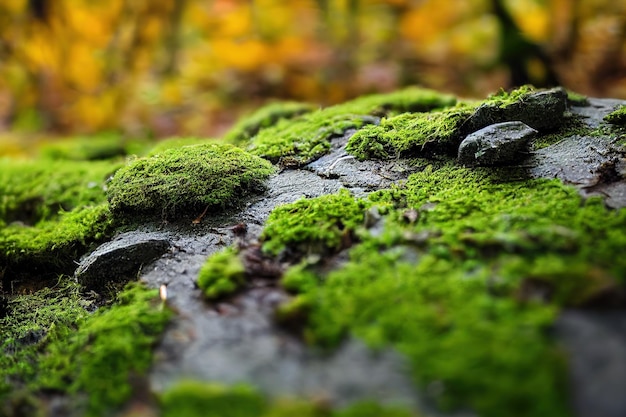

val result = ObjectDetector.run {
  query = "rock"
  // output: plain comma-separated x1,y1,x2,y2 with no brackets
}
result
467,87,568,132
457,121,537,166
555,311,626,417
75,231,172,290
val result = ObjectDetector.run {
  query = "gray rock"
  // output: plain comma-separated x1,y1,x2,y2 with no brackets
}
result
555,310,626,417
457,121,537,166
75,231,171,290
467,87,568,133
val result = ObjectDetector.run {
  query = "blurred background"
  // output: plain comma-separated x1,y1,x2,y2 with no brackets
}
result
0,0,625,154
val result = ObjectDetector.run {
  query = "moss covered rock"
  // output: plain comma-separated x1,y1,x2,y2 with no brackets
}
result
107,143,275,219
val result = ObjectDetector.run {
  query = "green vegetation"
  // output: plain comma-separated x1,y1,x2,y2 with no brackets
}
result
225,101,318,145
0,158,118,285
261,189,370,255
160,380,417,417
38,133,150,161
258,163,626,417
247,87,456,165
107,143,275,219
1,281,170,417
146,137,215,156
565,90,589,106
604,105,626,125
346,106,473,160
197,247,246,299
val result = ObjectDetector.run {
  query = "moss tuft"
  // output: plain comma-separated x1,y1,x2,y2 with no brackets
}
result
197,247,246,299
146,137,215,156
107,143,275,219
604,105,626,126
261,189,370,255
345,105,473,160
565,90,589,107
247,87,456,165
225,101,318,145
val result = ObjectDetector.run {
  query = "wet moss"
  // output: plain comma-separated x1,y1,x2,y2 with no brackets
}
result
259,163,626,417
225,101,318,145
0,158,118,287
604,105,626,126
247,87,456,165
1,281,170,417
261,189,370,255
197,247,246,299
40,283,170,416
160,380,417,417
107,143,275,220
345,105,474,160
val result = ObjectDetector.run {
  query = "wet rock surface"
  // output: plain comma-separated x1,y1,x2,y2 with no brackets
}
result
64,95,625,416
74,231,172,290
458,121,537,166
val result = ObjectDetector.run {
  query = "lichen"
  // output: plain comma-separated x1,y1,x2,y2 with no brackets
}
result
224,101,318,145
604,105,626,126
345,105,474,160
107,143,275,219
258,163,626,417
160,380,417,417
1,281,170,417
247,87,456,165
197,246,246,299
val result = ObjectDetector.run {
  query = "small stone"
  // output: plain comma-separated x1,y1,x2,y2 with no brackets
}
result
75,231,171,290
458,121,537,167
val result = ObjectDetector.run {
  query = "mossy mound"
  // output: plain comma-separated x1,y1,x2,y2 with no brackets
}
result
258,163,626,417
0,158,118,287
224,101,318,145
38,133,149,161
1,281,170,417
247,87,456,165
346,105,474,160
107,143,275,219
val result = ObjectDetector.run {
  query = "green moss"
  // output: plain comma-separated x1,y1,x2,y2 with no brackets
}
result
345,105,474,160
38,133,149,161
260,163,626,416
1,281,170,417
604,105,626,125
247,87,456,165
107,143,275,219
225,101,318,145
160,380,418,417
530,114,591,150
261,189,370,255
39,283,171,416
0,158,118,286
197,246,246,299
0,278,87,397
146,137,215,156
565,90,589,107
0,158,117,224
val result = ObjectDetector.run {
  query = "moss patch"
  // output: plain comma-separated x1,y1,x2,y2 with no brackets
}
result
247,87,456,165
225,101,318,145
345,105,474,160
259,163,626,417
197,246,246,299
160,380,417,417
107,143,275,219
0,158,118,287
146,137,215,156
261,189,370,255
38,133,149,161
604,105,626,126
1,281,170,416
